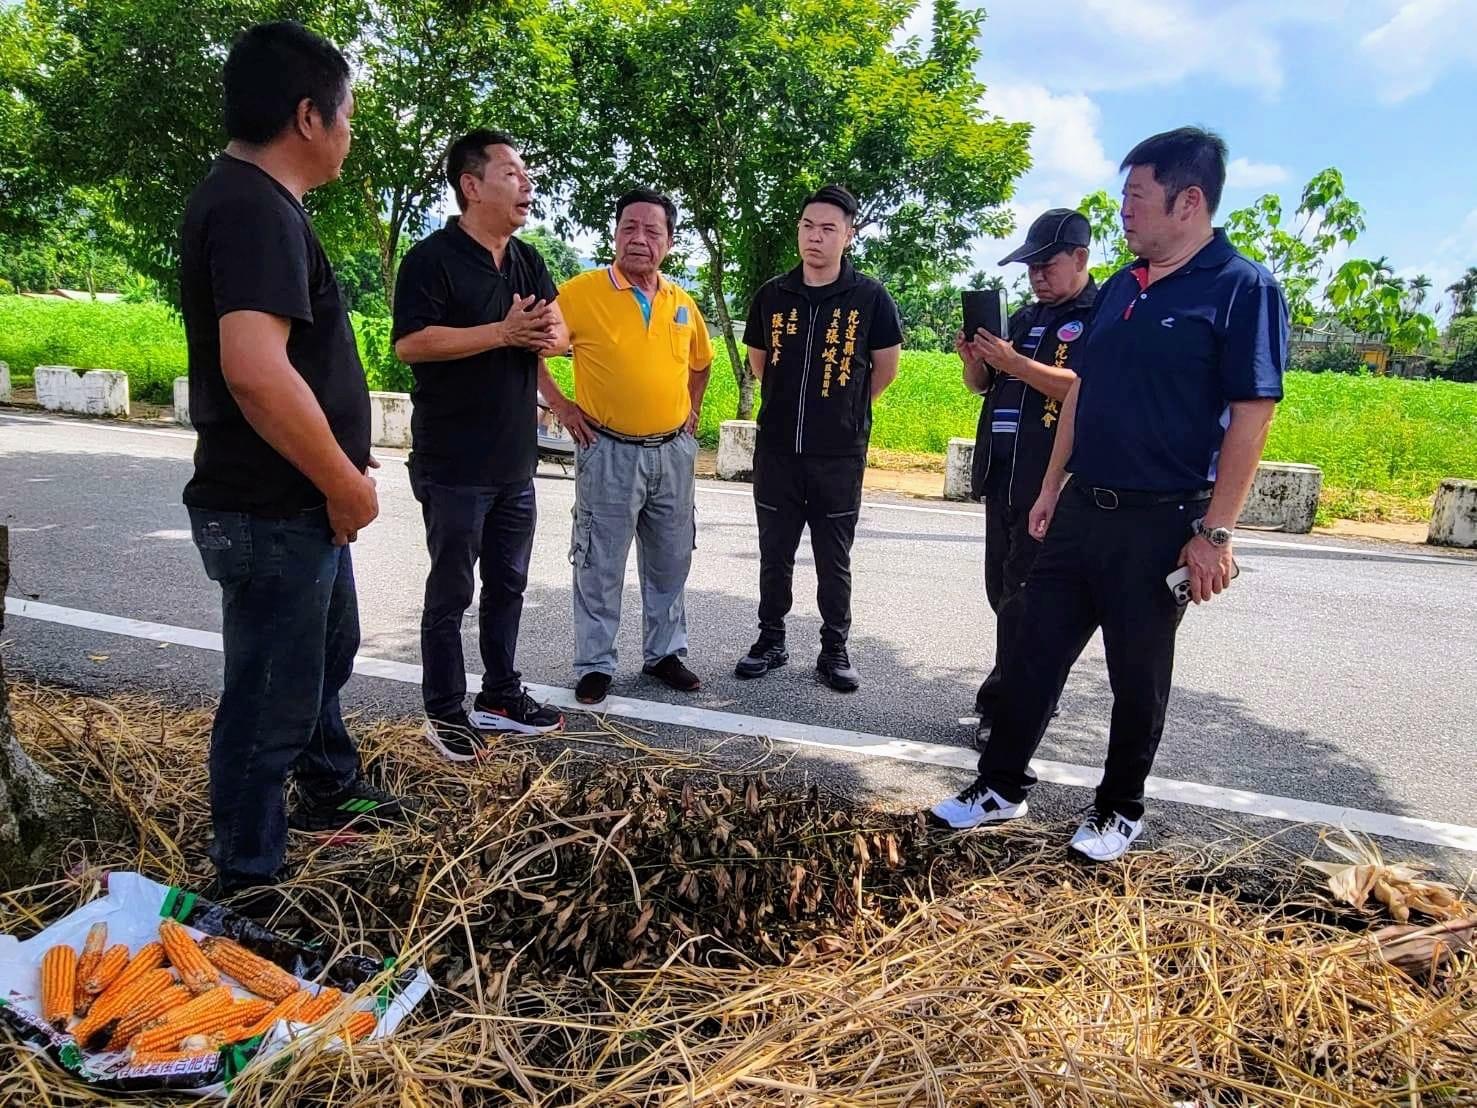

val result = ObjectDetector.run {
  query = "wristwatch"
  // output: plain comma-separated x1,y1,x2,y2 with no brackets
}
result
1193,518,1234,547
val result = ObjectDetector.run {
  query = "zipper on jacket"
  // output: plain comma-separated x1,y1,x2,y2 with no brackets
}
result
794,304,819,453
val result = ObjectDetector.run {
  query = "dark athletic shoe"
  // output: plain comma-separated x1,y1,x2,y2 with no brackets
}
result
422,711,488,763
734,638,788,679
471,689,565,735
575,671,613,705
289,778,413,836
642,654,702,692
816,646,861,693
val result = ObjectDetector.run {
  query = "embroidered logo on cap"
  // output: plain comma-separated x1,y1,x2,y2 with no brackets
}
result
1057,320,1084,342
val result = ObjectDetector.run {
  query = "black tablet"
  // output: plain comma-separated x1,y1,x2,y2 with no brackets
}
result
961,288,1008,341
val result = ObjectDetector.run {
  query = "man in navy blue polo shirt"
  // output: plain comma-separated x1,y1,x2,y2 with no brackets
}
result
930,127,1287,862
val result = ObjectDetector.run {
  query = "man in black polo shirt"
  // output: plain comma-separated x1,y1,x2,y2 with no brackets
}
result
931,128,1287,862
393,129,567,760
735,185,903,692
180,22,410,905
958,209,1096,728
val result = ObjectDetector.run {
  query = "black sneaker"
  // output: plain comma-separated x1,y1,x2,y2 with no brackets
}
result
735,637,788,679
642,654,702,692
575,671,612,705
471,689,565,735
422,711,488,762
289,778,413,835
816,646,860,693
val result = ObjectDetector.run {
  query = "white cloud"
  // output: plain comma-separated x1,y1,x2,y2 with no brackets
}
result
1400,207,1477,317
1359,0,1477,103
983,84,1116,200
976,0,1346,97
1226,158,1290,189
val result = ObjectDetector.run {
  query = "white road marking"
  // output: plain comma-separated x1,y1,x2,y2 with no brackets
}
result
5,411,1467,566
8,596,1476,853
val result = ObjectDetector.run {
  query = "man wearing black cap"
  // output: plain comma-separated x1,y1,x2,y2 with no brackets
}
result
957,208,1096,729
735,184,903,692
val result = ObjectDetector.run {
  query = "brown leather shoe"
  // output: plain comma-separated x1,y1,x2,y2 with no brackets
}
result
642,654,702,692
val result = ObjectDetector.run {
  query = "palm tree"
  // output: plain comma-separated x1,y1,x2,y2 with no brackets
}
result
1370,256,1397,286
1447,267,1477,317
1408,273,1432,308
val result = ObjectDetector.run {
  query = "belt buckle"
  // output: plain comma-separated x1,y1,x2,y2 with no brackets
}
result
1092,487,1120,510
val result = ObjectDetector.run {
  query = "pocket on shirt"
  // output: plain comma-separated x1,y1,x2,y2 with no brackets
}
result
669,320,694,361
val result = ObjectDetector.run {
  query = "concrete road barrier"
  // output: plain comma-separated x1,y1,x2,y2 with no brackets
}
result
1238,461,1322,534
1428,479,1477,548
35,366,130,417
173,376,191,426
944,438,975,501
717,419,758,481
0,361,10,404
370,390,413,450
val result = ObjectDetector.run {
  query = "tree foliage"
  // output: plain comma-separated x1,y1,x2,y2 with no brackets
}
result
538,0,1029,415
1326,259,1438,354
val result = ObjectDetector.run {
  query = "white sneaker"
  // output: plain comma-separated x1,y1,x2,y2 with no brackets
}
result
1069,809,1144,862
928,781,1028,829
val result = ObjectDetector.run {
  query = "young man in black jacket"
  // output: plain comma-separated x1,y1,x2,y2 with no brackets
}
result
736,185,903,692
958,209,1097,728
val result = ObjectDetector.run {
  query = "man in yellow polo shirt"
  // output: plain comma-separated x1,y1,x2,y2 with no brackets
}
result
538,188,713,704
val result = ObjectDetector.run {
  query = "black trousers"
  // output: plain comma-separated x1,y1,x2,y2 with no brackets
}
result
975,486,1042,717
412,474,537,719
975,482,1196,820
753,448,866,649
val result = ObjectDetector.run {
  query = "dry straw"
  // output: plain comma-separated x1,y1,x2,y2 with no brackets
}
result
2,684,1473,1106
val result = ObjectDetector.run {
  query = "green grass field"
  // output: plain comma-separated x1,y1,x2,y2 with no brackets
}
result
4,297,1474,519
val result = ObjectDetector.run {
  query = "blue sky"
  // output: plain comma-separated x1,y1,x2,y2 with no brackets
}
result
933,0,1477,318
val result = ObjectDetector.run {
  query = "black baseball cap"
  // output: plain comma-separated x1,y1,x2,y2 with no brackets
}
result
998,208,1092,265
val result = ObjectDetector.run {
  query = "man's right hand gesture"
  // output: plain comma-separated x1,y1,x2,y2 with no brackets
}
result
327,469,379,545
1028,483,1061,542
548,393,597,447
498,294,555,351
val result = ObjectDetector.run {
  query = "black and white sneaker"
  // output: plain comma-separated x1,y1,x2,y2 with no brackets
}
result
1069,808,1144,862
470,689,565,735
927,778,1028,829
422,711,488,762
735,637,788,679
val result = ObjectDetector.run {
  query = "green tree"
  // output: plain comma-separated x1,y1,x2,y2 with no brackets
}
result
1447,267,1477,318
1223,168,1365,326
1076,189,1134,281
7,0,567,306
541,0,1029,417
1405,273,1433,313
518,224,584,286
1325,258,1438,355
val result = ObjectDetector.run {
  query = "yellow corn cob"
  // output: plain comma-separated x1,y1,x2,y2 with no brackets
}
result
342,1010,377,1042
298,987,342,1023
158,920,220,995
126,1048,216,1067
39,943,78,1029
83,944,130,998
105,982,191,1052
97,941,166,1005
73,922,108,1017
71,967,175,1050
236,988,310,1040
199,937,300,1001
130,986,237,1055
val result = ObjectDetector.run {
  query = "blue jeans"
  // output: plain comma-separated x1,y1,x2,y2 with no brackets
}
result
410,475,537,718
189,506,362,890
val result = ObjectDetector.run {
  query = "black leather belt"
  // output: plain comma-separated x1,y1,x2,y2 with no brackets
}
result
595,424,684,447
1072,481,1213,510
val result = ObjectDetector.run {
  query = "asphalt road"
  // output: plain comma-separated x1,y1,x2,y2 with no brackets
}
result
3,409,1474,878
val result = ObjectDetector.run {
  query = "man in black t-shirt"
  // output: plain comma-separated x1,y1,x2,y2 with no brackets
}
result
179,22,410,906
736,185,903,692
393,130,568,759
